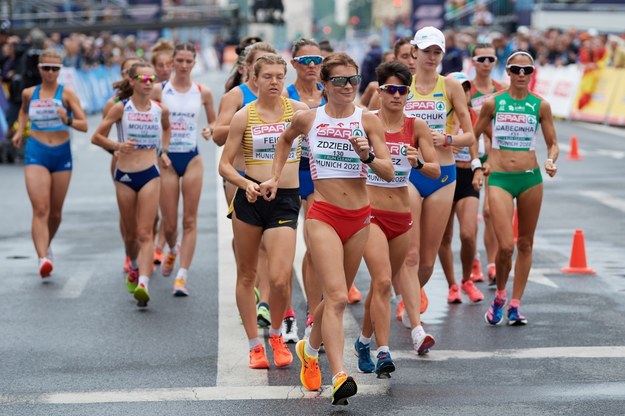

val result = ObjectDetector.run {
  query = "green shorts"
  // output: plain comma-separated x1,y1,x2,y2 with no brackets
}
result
488,168,542,198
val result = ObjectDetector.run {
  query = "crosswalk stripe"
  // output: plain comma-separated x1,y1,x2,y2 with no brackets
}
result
581,190,625,214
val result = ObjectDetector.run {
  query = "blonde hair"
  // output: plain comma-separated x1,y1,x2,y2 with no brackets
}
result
244,42,277,67
39,48,63,63
150,39,174,65
253,54,287,78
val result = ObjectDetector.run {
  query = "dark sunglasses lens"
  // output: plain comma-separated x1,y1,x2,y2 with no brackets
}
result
477,56,495,63
298,56,322,65
331,77,347,87
510,65,534,75
42,66,60,72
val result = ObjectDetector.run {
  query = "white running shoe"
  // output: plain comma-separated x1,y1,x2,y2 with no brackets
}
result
412,330,436,355
401,308,412,329
281,316,300,343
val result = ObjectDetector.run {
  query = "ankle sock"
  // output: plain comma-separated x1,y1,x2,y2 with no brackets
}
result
358,334,371,345
509,298,521,308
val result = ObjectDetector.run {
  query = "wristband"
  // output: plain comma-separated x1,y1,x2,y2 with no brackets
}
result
471,158,483,172
444,135,453,147
66,116,73,127
413,155,424,170
361,153,375,164
158,148,169,157
545,158,554,164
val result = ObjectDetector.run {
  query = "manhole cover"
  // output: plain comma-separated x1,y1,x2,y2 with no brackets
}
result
7,255,30,260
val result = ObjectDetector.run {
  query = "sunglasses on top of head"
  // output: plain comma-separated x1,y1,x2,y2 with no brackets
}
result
294,55,323,65
506,65,535,75
38,64,62,72
327,75,361,87
379,84,410,96
135,74,157,84
473,55,497,64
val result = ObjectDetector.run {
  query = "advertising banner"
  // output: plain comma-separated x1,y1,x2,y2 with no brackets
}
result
411,0,445,31
533,65,584,119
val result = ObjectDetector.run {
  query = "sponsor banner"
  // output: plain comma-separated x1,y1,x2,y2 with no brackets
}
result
605,69,625,126
571,68,621,123
412,0,445,30
533,65,583,119
59,65,119,114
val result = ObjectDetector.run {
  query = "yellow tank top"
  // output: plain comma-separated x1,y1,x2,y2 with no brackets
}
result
242,96,300,165
404,74,453,134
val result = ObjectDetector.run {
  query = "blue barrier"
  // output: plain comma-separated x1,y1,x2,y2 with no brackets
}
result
59,65,121,114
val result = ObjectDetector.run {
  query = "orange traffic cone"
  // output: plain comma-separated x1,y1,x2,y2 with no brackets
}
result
561,229,595,274
513,208,518,243
567,135,582,160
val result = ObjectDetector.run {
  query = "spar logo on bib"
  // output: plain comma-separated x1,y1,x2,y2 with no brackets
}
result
352,129,364,137
388,142,406,156
436,101,445,111
406,101,435,111
251,123,286,135
497,113,527,123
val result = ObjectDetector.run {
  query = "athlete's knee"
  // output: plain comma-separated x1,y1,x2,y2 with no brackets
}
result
136,228,153,245
269,275,290,297
324,289,348,309
236,270,257,287
404,247,420,268
418,264,434,281
459,229,476,246
181,216,197,233
32,203,50,219
516,237,534,255
372,276,392,297
440,232,453,247
497,243,515,260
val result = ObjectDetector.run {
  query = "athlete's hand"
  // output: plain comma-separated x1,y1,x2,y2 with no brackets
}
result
472,168,485,191
482,162,491,177
118,139,136,153
201,127,213,141
259,178,278,202
56,107,69,125
245,181,262,203
348,136,371,160
11,131,22,148
451,145,462,154
159,152,171,169
431,130,446,147
544,158,557,177
405,144,424,169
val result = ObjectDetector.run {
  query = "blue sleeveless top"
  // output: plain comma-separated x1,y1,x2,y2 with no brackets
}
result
238,83,258,107
28,85,71,132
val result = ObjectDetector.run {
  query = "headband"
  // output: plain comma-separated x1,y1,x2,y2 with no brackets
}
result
506,51,534,65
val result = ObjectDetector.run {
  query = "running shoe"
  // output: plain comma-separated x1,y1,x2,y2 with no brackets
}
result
172,277,189,297
295,339,321,390
304,315,313,339
39,258,53,278
348,284,362,304
281,316,299,343
401,308,412,329
420,287,429,314
123,256,131,273
470,258,485,282
161,245,178,277
126,268,139,293
413,330,436,355
354,339,374,373
331,372,357,406
507,306,528,326
485,296,506,325
249,344,270,369
46,246,54,263
254,287,261,305
269,334,293,368
374,351,395,378
395,299,405,321
153,247,163,265
461,280,484,303
487,264,496,288
257,304,271,328
447,284,462,303
133,283,150,307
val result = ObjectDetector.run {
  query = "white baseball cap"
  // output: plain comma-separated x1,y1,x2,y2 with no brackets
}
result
410,26,446,53
446,72,470,86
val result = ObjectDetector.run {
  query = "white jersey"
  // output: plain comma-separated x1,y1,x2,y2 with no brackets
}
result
308,106,368,180
161,81,203,153
119,99,163,149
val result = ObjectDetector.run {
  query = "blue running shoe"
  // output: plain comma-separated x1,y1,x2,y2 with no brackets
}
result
485,296,506,325
374,351,395,378
354,339,374,373
507,307,528,326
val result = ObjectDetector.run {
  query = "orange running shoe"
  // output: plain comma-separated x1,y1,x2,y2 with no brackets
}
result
295,339,321,390
395,299,405,321
249,344,270,369
269,334,293,368
348,284,362,304
153,247,163,265
447,284,462,304
161,245,178,277
420,287,428,314
331,372,357,406
470,258,485,282
123,257,131,273
461,280,484,303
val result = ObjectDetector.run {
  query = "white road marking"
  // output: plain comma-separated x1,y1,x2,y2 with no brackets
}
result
595,149,625,159
581,190,625,214
0,384,389,405
216,148,268,387
575,121,625,138
56,269,92,298
528,268,559,289
392,346,625,361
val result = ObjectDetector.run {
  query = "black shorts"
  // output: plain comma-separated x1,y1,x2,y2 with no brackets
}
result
453,167,480,202
233,176,300,230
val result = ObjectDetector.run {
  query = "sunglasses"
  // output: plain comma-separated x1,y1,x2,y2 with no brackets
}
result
379,84,410,96
328,75,361,87
507,65,535,75
135,74,157,83
294,55,323,65
38,64,62,72
473,55,497,64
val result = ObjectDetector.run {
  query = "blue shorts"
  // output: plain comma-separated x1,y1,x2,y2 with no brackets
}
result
409,164,457,198
24,137,72,173
169,147,199,177
222,169,245,191
299,169,314,200
114,165,160,192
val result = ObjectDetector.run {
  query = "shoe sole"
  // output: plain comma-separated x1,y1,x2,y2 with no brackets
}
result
173,289,189,297
448,298,462,304
417,335,435,355
508,319,528,326
134,287,150,304
375,361,396,378
40,262,53,278
296,340,321,391
127,283,138,294
257,316,271,328
484,313,504,325
332,377,357,406
283,335,299,343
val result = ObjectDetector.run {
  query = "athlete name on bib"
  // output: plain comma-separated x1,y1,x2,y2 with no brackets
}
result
367,141,409,187
493,112,537,150
126,112,161,149
251,122,297,162
169,111,197,152
30,99,65,129
314,126,362,173
404,100,446,133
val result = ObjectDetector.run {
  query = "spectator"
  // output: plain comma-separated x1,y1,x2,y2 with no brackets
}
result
359,35,383,95
608,34,625,68
441,30,464,75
